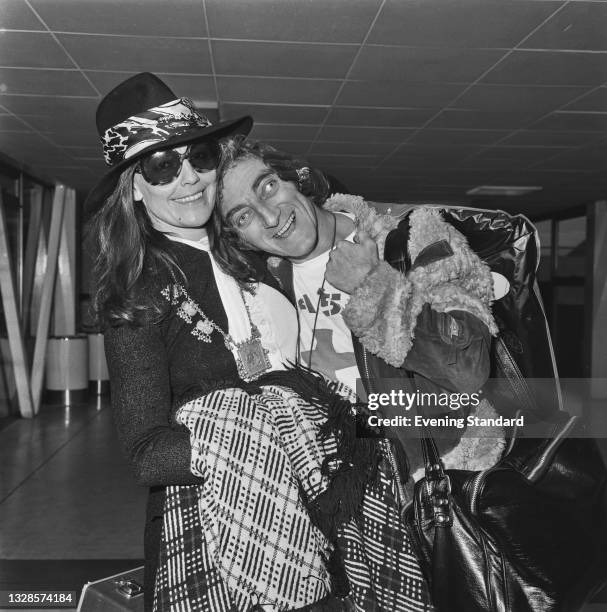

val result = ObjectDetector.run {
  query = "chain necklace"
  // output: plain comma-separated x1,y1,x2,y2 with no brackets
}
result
303,212,337,370
161,283,271,382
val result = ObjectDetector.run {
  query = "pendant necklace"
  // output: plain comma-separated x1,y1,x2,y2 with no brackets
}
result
161,283,271,382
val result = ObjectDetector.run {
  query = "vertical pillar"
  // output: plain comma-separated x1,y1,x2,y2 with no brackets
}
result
587,200,607,399
0,192,34,418
30,184,67,414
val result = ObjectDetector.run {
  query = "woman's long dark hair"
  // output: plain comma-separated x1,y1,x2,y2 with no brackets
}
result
211,138,330,283
87,165,184,327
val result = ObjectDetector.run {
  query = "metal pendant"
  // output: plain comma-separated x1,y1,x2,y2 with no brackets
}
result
234,337,271,381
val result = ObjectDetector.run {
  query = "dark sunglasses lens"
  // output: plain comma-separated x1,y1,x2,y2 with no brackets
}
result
140,150,181,185
188,141,220,172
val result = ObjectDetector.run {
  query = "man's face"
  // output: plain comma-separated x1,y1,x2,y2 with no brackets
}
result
219,157,320,260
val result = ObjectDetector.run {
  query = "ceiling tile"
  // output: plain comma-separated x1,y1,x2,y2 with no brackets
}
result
0,114,33,131
408,129,508,146
1,96,98,132
350,46,504,83
482,50,607,86
86,73,217,104
0,31,73,68
499,129,602,146
46,130,102,148
1,0,44,30
0,68,97,95
29,0,208,37
58,34,212,73
205,0,380,43
310,141,396,156
367,0,562,48
530,112,607,131
471,146,571,161
249,124,320,141
521,3,607,51
531,145,607,171
216,77,341,105
451,84,588,112
562,87,607,111
326,106,435,127
317,125,415,142
212,40,357,79
220,103,328,124
385,144,485,162
308,154,379,167
336,81,466,108
428,109,544,129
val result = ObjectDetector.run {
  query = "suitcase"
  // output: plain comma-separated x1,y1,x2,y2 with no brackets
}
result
77,566,144,611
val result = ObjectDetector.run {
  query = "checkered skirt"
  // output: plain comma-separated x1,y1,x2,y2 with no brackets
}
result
154,384,433,611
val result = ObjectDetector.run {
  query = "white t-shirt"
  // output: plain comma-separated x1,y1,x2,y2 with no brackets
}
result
292,214,360,390
169,234,297,370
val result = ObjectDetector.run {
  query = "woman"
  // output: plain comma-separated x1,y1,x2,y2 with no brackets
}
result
88,73,432,612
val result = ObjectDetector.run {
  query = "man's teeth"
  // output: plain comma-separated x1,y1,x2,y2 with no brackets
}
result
175,191,203,203
274,213,295,238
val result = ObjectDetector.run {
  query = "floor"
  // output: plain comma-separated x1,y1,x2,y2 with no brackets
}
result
0,395,606,611
0,396,146,611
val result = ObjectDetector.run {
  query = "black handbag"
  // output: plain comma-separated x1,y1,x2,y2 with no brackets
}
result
403,412,607,612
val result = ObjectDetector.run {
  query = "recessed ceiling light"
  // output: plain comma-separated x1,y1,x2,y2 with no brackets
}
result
466,185,543,196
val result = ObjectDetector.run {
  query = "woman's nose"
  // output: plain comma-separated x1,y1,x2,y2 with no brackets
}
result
180,159,204,185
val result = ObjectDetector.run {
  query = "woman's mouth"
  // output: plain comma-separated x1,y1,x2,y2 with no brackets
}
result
273,212,296,239
174,191,204,204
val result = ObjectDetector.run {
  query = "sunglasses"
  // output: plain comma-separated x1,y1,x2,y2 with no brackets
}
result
137,141,220,186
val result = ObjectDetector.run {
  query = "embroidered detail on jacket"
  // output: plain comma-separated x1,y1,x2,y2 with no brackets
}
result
161,284,219,343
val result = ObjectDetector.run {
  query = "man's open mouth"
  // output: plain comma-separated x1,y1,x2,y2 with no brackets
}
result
273,212,295,238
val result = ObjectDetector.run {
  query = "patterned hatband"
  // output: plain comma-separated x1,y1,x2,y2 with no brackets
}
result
101,97,212,166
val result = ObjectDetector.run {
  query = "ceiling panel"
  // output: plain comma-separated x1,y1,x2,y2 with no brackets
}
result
367,0,563,48
482,50,607,86
310,141,396,155
521,2,607,51
85,72,217,104
562,86,607,111
451,84,588,112
57,34,213,73
220,103,328,124
498,129,602,147
0,0,604,214
428,109,545,130
350,46,504,83
1,0,45,30
325,106,436,127
316,125,415,142
0,31,73,69
216,77,341,105
0,114,33,131
205,0,380,43
0,68,97,96
336,81,467,108
0,96,98,132
530,112,607,131
407,129,510,146
249,124,321,141
212,40,357,79
29,0,208,37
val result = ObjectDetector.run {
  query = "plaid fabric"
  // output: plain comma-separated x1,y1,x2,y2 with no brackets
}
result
154,385,433,611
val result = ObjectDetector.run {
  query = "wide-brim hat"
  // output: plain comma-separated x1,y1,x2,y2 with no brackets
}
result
84,72,252,219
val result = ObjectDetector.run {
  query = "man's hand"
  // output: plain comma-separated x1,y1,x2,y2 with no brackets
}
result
326,230,380,293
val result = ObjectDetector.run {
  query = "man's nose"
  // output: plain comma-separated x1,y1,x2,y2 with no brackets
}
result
258,203,279,228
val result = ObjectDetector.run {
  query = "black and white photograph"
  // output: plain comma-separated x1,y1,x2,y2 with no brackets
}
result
0,1,606,610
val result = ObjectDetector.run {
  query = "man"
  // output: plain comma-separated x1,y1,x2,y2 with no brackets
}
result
214,140,505,478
